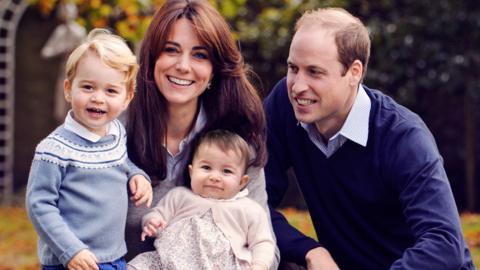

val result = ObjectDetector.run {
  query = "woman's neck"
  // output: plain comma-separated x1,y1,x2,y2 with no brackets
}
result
165,103,199,155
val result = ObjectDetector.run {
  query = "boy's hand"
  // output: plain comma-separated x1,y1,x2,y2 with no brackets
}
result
141,217,166,241
68,249,98,270
129,175,153,207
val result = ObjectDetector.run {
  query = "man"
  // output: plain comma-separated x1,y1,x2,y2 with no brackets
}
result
264,7,474,270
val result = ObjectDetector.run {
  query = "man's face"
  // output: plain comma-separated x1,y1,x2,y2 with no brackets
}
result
286,27,359,138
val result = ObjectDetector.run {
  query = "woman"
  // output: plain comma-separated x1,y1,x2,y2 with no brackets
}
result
125,0,279,267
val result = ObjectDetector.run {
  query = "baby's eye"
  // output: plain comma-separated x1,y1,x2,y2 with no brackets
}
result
82,84,93,90
223,169,233,174
201,165,211,170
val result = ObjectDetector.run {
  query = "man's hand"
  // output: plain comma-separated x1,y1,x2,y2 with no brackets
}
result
141,216,166,241
306,247,340,270
67,249,98,270
129,174,153,207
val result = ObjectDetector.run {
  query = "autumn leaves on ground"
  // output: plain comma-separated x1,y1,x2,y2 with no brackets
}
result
1,207,479,269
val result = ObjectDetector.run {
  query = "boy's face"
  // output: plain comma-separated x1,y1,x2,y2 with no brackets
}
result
189,143,249,200
64,52,133,136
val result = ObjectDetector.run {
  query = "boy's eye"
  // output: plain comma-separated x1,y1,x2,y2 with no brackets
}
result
107,88,118,94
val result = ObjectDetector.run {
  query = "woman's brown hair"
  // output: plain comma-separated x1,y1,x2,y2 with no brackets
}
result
127,0,266,181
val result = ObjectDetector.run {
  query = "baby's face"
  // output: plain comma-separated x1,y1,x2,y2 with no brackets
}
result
189,143,248,200
64,52,132,136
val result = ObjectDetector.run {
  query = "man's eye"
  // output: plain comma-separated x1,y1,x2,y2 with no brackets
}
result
288,65,298,73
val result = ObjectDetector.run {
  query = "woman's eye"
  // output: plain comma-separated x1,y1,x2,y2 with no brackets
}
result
164,47,178,53
194,52,209,60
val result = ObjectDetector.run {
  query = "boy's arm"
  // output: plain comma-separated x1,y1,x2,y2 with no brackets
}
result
25,159,88,266
125,157,150,181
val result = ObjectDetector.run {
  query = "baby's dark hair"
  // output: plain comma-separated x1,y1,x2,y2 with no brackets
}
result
192,129,252,172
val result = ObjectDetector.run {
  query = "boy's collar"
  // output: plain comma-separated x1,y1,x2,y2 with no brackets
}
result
64,110,119,142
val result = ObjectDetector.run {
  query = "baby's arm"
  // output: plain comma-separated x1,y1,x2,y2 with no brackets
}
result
141,216,166,241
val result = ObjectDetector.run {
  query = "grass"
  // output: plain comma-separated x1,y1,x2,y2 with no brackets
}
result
0,207,478,269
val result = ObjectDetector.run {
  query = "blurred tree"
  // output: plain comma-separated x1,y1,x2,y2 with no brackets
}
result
351,0,480,211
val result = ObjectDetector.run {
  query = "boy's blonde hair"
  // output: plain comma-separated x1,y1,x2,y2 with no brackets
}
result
193,130,252,173
65,28,138,94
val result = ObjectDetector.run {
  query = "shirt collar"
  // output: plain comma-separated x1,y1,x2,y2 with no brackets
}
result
338,85,370,147
300,84,370,147
64,110,119,142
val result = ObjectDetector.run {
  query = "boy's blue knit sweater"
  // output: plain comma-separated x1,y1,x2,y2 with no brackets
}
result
264,78,474,269
26,119,147,267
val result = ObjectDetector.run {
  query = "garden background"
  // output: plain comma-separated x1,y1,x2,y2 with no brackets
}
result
0,0,479,268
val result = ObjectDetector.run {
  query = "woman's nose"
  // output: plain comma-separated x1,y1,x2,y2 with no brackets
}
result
176,54,191,73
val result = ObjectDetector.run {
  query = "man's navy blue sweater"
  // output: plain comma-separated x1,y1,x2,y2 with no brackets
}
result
264,78,474,270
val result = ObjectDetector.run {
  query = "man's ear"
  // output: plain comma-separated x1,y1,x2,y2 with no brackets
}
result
239,174,249,189
64,79,72,102
349,59,363,87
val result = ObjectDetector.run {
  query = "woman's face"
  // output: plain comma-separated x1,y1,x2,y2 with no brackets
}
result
154,18,213,111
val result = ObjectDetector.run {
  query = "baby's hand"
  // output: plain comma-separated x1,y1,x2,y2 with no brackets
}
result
129,174,153,207
67,249,98,270
141,217,166,241
250,263,267,270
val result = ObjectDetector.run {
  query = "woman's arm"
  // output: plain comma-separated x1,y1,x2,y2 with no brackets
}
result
246,167,281,270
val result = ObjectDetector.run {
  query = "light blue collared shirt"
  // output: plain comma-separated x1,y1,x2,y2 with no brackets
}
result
64,110,119,142
301,85,371,158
